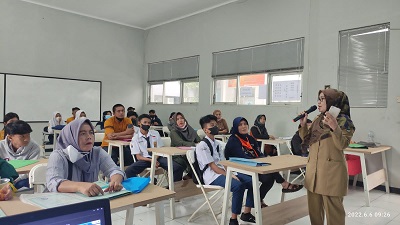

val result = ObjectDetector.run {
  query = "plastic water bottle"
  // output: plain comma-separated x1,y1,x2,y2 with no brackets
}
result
367,131,375,143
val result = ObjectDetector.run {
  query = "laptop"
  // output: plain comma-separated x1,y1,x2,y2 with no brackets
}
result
0,199,111,225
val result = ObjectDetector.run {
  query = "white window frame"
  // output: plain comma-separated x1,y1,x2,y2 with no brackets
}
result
213,76,238,105
148,82,164,104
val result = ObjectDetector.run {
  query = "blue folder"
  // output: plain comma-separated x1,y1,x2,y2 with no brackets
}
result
122,177,150,193
229,157,270,167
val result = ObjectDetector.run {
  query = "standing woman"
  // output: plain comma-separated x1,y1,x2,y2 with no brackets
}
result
213,110,229,134
299,89,355,225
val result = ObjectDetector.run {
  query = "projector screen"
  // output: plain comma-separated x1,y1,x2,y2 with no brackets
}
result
5,74,101,122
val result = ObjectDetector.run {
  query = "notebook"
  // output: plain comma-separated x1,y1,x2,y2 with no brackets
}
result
229,157,270,167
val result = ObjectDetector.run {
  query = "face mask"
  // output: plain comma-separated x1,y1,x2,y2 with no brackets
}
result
105,115,111,120
141,125,150,131
208,126,219,135
66,145,89,163
56,116,62,122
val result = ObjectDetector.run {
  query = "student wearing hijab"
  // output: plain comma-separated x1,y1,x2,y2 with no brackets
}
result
250,115,277,156
299,89,355,225
74,110,87,120
46,119,125,196
96,111,112,131
66,107,80,124
0,120,41,189
48,112,66,134
0,112,19,140
170,112,201,177
225,117,303,208
213,110,229,134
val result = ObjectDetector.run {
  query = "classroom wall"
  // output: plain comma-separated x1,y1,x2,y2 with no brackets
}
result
144,0,400,188
0,0,145,142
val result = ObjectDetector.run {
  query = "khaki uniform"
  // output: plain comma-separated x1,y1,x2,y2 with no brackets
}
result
299,116,354,225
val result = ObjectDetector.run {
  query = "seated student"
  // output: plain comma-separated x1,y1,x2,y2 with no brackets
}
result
127,111,138,127
0,112,19,140
48,111,66,134
101,104,135,166
46,119,124,196
170,112,201,177
125,114,184,181
0,120,41,189
96,111,112,130
213,110,229,134
75,110,87,120
250,114,277,156
149,109,163,126
196,115,255,225
0,184,13,201
225,117,303,208
66,107,80,124
291,119,312,157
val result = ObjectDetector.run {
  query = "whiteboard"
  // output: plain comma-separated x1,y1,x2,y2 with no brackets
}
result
5,74,101,122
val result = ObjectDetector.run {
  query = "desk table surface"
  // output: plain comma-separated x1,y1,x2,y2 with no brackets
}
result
344,145,391,155
148,147,189,156
105,140,131,145
257,139,287,144
1,184,174,216
15,158,49,174
220,155,307,175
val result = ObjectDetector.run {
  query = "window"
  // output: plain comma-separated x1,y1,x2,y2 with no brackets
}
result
183,81,199,103
338,23,389,107
271,74,302,103
148,56,199,104
212,38,304,104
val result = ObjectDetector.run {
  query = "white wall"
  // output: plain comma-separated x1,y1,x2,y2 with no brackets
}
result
144,0,400,188
0,0,145,142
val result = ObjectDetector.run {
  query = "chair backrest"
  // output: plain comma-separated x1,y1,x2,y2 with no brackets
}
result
197,129,206,139
161,137,171,147
162,126,170,135
286,140,295,155
186,149,205,185
95,133,105,143
29,163,48,193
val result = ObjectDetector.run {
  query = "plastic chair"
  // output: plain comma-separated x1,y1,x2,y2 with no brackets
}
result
346,154,362,187
29,163,48,193
197,129,206,139
286,140,305,183
186,149,224,225
162,126,170,137
161,137,171,147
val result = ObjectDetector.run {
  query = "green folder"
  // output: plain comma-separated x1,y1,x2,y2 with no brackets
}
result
348,143,368,149
8,160,39,169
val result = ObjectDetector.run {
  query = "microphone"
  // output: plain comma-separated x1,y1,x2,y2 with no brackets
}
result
293,105,317,122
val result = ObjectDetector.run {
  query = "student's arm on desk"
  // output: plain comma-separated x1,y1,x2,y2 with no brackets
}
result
107,127,134,140
58,180,104,197
0,184,13,201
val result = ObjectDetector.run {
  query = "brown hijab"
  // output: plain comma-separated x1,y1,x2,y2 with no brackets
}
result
303,89,355,147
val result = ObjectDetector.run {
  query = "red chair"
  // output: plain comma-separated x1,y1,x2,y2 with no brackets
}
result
346,154,362,187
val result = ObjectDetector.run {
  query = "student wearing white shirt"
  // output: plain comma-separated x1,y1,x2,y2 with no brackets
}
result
195,115,255,225
125,114,184,181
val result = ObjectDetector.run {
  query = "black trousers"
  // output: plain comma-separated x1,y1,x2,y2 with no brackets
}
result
259,172,285,200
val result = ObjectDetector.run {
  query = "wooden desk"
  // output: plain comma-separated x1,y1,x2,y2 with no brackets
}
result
344,145,391,207
215,134,231,143
106,140,131,170
257,139,287,155
1,184,174,225
220,155,307,225
148,147,189,219
15,158,48,174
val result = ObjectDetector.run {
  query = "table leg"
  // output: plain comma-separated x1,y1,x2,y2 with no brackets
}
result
221,167,233,225
167,155,175,219
381,152,390,193
150,155,157,184
53,133,57,150
281,169,291,202
275,144,281,156
250,171,262,225
155,201,165,225
260,143,265,154
359,153,370,206
119,145,124,170
125,208,134,225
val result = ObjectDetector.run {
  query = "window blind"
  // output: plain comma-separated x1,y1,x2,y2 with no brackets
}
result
148,56,199,82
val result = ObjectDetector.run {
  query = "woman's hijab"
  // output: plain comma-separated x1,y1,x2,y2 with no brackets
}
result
303,89,355,146
231,117,260,158
253,114,268,136
172,112,197,142
49,111,65,128
74,110,86,120
56,118,97,177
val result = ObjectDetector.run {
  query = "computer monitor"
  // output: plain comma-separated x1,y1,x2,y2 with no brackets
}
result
0,199,112,225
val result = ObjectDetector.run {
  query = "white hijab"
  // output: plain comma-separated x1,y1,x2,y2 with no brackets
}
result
75,110,86,120
48,111,65,133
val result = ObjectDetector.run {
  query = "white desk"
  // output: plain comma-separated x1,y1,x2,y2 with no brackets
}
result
344,145,391,207
148,147,189,219
106,140,131,170
219,155,307,225
214,134,231,143
257,139,287,155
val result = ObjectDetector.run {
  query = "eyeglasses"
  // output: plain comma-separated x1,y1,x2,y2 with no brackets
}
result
318,97,326,102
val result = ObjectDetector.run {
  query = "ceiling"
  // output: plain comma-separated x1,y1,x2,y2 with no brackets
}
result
21,0,243,30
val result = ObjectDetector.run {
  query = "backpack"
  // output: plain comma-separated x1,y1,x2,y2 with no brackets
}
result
193,138,219,185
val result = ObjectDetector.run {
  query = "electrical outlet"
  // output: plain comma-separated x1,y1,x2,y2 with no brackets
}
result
397,96,400,103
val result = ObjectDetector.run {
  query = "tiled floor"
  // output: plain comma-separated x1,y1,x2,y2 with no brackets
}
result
112,181,400,225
